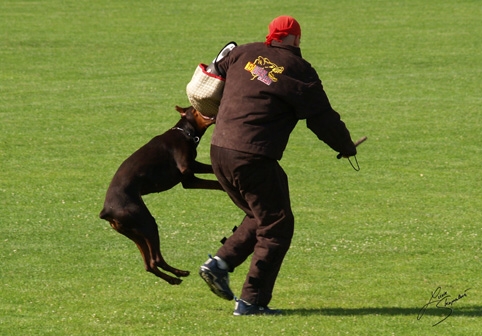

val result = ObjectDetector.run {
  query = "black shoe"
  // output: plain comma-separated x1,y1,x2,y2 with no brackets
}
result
233,299,282,316
199,256,234,301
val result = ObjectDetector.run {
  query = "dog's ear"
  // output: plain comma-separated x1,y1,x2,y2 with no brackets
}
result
175,105,187,117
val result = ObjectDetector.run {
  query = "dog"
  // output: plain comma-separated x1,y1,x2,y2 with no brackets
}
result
99,106,223,285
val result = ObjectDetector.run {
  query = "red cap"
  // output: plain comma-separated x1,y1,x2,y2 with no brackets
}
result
265,16,301,46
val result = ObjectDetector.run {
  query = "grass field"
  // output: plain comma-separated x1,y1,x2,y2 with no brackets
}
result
1,0,480,335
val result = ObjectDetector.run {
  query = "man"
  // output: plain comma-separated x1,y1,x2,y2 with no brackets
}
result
199,15,357,315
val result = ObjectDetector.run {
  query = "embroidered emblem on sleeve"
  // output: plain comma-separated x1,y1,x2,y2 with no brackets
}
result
245,56,284,85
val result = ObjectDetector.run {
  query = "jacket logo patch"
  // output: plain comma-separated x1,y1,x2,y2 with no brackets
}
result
245,56,284,85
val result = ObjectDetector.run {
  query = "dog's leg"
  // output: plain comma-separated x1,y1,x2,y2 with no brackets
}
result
108,209,189,285
134,217,190,279
177,162,223,190
135,206,191,278
123,228,186,285
192,161,214,174
181,175,224,190
116,225,186,285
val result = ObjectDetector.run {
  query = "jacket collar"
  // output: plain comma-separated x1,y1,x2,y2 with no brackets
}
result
270,44,302,57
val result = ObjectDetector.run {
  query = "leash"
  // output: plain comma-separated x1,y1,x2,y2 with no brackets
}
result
337,136,367,172
347,156,360,171
171,127,200,144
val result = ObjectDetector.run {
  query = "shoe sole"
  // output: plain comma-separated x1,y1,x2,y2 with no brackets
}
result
233,300,282,316
199,267,234,301
233,309,283,316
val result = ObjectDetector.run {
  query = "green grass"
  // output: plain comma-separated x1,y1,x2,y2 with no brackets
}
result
1,0,480,335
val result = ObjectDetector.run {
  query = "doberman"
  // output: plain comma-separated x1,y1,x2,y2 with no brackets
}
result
99,106,223,285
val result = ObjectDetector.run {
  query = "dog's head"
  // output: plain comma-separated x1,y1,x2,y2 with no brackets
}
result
175,106,215,134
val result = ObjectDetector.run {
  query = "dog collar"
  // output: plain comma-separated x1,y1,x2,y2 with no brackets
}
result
171,127,200,144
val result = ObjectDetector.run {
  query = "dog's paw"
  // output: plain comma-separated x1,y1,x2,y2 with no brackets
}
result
167,277,183,285
175,270,190,278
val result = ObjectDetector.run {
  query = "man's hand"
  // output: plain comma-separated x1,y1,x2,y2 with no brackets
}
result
336,136,367,159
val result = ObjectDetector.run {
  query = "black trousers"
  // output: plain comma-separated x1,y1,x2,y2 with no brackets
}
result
210,145,294,306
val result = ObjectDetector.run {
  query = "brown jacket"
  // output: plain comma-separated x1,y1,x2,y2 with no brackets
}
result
212,42,356,160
